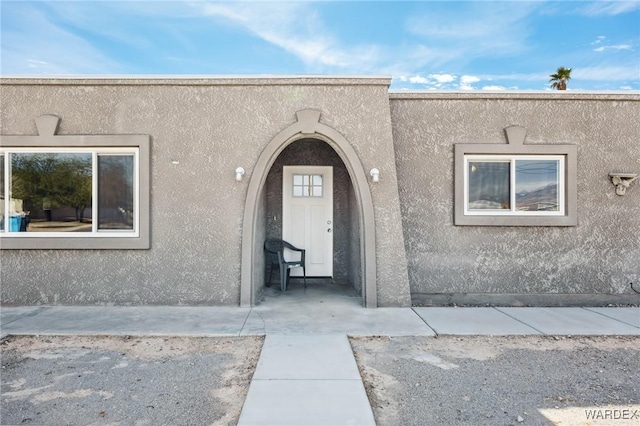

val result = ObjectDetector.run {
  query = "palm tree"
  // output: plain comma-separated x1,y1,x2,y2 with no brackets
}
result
549,67,572,90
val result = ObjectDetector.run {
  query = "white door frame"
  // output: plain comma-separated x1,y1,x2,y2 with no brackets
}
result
282,166,333,277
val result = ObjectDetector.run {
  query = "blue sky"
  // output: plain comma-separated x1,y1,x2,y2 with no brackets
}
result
1,1,639,90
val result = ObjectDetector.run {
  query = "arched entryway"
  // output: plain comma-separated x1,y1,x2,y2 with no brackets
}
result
240,110,377,307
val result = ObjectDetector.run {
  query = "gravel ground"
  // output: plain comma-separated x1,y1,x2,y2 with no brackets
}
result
1,335,263,426
350,335,640,426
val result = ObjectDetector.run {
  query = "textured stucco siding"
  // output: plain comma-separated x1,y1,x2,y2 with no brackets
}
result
390,92,640,304
1,77,411,306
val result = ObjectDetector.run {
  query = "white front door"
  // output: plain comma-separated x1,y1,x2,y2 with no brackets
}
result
282,166,333,277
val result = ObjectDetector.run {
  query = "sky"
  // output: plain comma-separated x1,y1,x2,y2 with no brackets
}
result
1,0,639,91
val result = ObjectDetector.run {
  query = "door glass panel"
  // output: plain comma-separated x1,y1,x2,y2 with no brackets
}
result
293,174,323,198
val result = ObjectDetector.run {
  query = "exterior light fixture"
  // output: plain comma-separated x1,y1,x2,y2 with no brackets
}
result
609,172,638,196
370,168,380,183
235,167,245,182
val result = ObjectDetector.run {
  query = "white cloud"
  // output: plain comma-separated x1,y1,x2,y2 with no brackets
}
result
593,44,633,52
460,75,481,84
431,73,456,83
0,3,122,74
406,2,539,62
579,1,640,16
409,75,430,84
482,85,506,91
196,2,381,71
574,65,640,81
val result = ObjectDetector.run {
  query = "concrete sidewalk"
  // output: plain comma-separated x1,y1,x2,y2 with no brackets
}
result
1,304,638,425
2,305,638,338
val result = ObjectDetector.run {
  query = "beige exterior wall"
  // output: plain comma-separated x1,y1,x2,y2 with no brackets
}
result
390,92,640,305
0,77,410,306
1,78,638,306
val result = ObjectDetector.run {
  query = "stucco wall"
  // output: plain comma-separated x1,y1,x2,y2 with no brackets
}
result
391,92,640,305
1,77,411,306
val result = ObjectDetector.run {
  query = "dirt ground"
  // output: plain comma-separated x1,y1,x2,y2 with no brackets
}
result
3,334,638,426
1,335,263,426
350,335,640,426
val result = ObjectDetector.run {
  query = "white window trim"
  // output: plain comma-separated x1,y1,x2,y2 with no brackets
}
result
1,147,140,238
463,154,565,217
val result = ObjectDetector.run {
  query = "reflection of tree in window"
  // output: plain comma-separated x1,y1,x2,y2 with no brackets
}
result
468,162,510,210
98,156,134,230
11,153,92,231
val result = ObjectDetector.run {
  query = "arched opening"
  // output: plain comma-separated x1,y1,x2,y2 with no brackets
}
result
240,110,377,307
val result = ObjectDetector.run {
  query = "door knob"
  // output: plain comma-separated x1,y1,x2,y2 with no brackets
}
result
327,228,332,233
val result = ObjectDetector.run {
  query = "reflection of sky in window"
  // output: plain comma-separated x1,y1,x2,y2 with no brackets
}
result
515,160,558,193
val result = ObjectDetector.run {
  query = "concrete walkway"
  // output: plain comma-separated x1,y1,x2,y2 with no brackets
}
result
238,335,375,426
1,303,638,425
2,305,638,338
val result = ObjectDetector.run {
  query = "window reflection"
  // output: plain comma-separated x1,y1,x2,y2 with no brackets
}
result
11,153,92,232
468,162,510,210
515,160,559,211
98,155,134,230
0,155,4,231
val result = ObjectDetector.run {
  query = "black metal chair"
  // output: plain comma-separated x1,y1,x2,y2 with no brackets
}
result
264,238,306,291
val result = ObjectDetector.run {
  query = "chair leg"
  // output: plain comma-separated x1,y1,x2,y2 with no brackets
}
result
302,266,306,288
280,265,286,292
284,269,291,291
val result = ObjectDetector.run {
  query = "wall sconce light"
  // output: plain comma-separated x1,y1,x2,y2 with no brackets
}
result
370,168,380,183
609,172,638,196
235,167,245,182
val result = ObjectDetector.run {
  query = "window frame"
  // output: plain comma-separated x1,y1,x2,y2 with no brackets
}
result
0,118,150,249
464,154,566,216
292,173,324,198
454,128,577,227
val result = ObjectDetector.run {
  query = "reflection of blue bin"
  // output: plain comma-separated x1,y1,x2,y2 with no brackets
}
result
10,216,22,232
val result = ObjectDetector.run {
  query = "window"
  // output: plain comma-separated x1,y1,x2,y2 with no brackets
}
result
292,174,323,197
454,126,576,226
0,115,150,249
2,149,137,235
465,155,564,215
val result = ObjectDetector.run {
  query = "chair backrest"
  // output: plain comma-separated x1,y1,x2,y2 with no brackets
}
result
264,239,285,254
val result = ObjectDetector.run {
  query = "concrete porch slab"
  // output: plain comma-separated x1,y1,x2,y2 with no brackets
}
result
412,307,541,335
240,304,434,336
496,307,640,335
